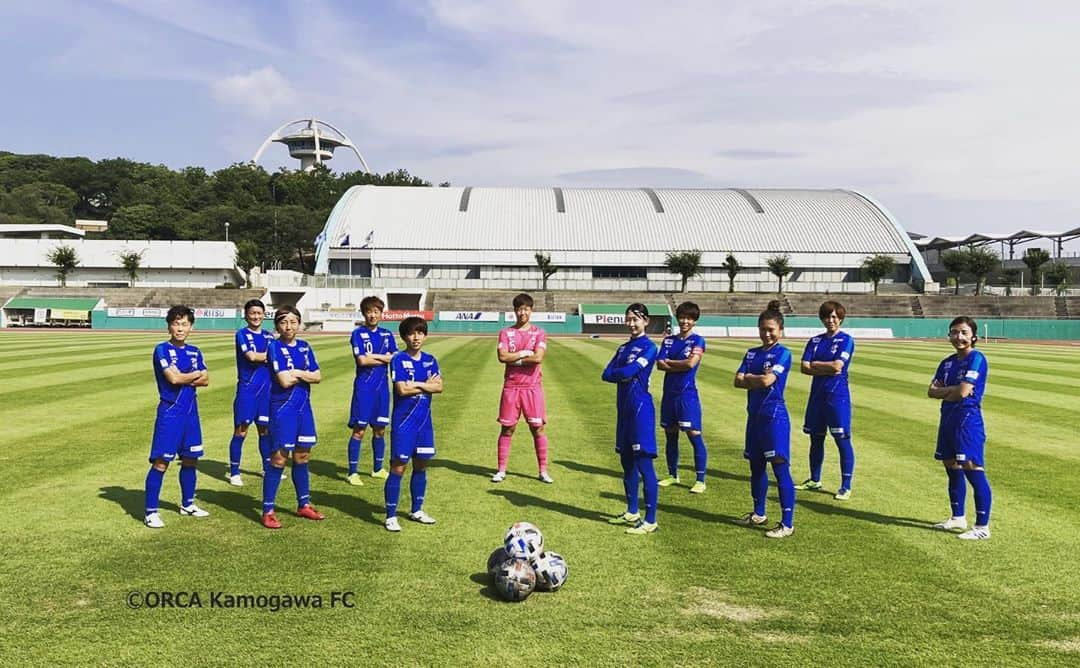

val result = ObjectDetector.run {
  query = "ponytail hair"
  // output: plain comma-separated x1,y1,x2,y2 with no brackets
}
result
758,300,785,328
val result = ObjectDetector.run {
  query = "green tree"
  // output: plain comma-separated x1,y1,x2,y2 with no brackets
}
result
0,181,78,225
1022,247,1051,295
235,239,260,287
117,249,144,286
46,244,80,287
664,250,703,292
962,246,1000,296
1000,268,1021,296
1043,261,1071,296
860,254,895,295
766,254,792,294
941,250,967,295
721,253,741,293
534,251,558,290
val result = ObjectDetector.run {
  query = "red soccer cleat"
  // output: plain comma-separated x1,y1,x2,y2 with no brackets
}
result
296,504,325,521
261,511,282,529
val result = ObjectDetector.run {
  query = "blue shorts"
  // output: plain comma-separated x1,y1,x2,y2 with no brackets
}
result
660,391,703,432
233,382,270,427
390,421,435,463
270,399,317,451
935,412,985,466
349,386,391,429
802,395,851,439
744,412,791,462
615,399,658,457
150,401,204,463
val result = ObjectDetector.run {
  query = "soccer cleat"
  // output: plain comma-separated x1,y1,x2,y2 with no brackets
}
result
179,504,210,518
371,468,390,480
346,473,364,486
736,512,768,527
296,504,325,521
228,474,244,487
625,520,659,535
408,510,437,525
794,479,822,491
689,481,707,494
607,512,641,525
538,471,554,484
765,523,795,539
261,511,282,529
658,476,680,487
933,516,968,531
834,488,851,501
957,526,990,540
490,470,506,483
144,512,165,529
384,517,401,532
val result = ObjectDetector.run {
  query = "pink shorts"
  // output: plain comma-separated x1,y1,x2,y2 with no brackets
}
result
498,386,546,427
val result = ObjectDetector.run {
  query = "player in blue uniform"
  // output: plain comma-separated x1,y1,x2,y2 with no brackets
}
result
657,301,709,493
346,296,398,486
384,316,444,532
226,299,274,486
734,300,796,539
144,305,210,528
602,303,661,535
927,316,992,540
797,300,856,500
260,305,325,529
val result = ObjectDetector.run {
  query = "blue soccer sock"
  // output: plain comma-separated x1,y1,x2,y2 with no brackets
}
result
946,466,966,517
258,434,272,470
836,437,855,491
372,434,386,472
620,450,640,515
637,456,659,524
964,469,992,526
809,433,826,482
144,466,165,516
664,431,680,477
262,465,285,513
410,469,428,514
179,465,197,507
749,456,768,517
385,470,403,518
347,436,362,476
292,462,311,508
228,435,245,476
772,460,796,528
688,433,708,483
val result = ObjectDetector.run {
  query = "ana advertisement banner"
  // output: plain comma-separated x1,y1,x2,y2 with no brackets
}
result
439,311,500,322
502,312,567,323
382,310,434,321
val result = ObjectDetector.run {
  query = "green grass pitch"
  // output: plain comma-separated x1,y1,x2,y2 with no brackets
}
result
1,331,1078,666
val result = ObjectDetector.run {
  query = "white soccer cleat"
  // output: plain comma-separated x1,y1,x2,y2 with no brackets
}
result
491,470,506,483
538,471,554,484
764,523,794,539
144,512,165,529
179,504,210,518
957,526,990,540
736,512,768,527
228,474,243,487
933,516,968,531
384,517,402,532
408,510,437,525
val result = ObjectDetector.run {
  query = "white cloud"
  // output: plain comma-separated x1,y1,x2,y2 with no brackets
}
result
210,67,296,118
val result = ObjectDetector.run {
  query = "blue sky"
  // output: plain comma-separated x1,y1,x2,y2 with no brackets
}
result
2,0,1079,246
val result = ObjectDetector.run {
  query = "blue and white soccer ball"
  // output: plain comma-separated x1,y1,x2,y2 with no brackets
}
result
487,547,509,577
493,558,537,602
530,551,568,591
504,522,544,560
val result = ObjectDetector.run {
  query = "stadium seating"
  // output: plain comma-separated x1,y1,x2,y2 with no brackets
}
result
1064,297,1080,318
784,293,917,317
138,288,266,309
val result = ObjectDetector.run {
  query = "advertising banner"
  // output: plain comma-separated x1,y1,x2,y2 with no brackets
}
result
438,311,500,322
502,312,567,323
383,310,434,321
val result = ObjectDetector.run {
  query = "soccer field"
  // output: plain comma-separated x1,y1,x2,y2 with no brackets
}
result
2,331,1078,667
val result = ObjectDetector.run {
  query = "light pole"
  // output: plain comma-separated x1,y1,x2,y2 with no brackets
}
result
224,222,230,242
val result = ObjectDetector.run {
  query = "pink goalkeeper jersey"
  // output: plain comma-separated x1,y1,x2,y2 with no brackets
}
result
498,325,547,389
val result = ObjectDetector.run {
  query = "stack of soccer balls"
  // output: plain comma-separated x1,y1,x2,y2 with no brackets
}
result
487,522,568,602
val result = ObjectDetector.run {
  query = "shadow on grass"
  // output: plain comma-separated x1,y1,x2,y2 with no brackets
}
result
551,459,621,479
311,489,384,527
597,491,742,525
798,498,938,532
310,458,349,483
433,457,519,481
555,458,749,485
195,488,263,525
469,572,502,601
99,486,173,521
488,489,610,523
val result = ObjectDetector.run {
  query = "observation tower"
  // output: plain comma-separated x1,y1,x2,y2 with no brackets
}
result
253,118,370,172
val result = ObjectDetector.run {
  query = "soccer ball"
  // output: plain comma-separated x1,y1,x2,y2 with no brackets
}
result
487,547,511,577
492,558,536,602
504,522,544,560
531,551,568,591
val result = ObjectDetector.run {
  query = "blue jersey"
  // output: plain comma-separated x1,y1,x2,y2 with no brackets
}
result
390,351,441,431
235,326,273,385
933,350,988,420
737,344,792,419
801,331,854,400
153,341,206,409
350,325,398,388
601,334,658,410
268,339,320,404
658,332,706,395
